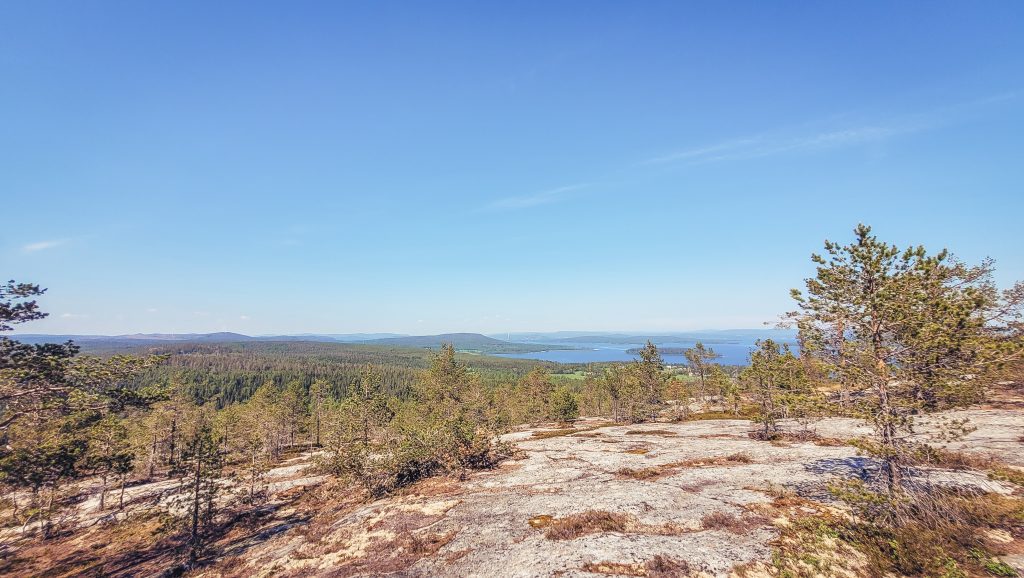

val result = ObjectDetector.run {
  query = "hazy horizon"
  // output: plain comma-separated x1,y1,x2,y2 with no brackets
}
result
9,327,795,339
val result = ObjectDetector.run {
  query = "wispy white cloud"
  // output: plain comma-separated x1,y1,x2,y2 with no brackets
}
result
483,184,591,211
640,137,763,165
239,315,250,320
60,312,88,319
146,307,158,313
22,239,66,252
642,92,1017,167
643,123,922,166
475,92,1016,213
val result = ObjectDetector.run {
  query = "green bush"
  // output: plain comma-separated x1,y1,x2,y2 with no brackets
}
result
548,388,579,425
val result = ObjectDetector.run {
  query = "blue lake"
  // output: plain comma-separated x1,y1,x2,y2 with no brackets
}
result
495,340,797,366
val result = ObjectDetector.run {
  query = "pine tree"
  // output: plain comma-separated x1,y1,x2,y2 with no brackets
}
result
548,387,579,425
631,341,667,422
83,415,134,511
515,368,554,424
789,224,1024,490
308,379,329,448
177,416,223,565
683,341,721,406
741,340,811,439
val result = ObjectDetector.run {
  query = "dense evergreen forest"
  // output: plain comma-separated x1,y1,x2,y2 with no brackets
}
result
128,341,563,406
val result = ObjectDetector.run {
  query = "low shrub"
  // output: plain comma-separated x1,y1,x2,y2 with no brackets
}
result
826,479,1024,577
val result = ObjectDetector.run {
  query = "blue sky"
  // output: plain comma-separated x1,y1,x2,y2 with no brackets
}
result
2,1,1023,335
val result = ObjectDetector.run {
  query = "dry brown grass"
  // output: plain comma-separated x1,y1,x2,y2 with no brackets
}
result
909,446,1024,488
646,554,694,577
531,422,615,440
625,429,677,436
699,511,765,534
989,464,1024,488
403,529,457,555
811,436,849,447
581,560,646,576
532,510,690,541
674,452,753,467
616,467,663,480
624,447,651,455
810,481,1024,577
912,444,997,470
581,555,693,577
615,452,754,481
528,514,554,528
542,510,630,540
0,508,186,578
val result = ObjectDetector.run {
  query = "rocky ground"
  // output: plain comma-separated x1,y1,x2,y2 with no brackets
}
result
2,408,1020,577
204,408,1023,578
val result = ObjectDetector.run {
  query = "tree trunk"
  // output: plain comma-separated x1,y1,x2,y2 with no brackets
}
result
189,455,202,564
315,408,321,447
250,451,257,502
42,486,55,539
168,419,178,473
148,432,159,479
98,474,107,511
877,379,902,492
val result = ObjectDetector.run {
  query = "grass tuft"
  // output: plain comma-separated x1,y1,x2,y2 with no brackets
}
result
541,510,629,540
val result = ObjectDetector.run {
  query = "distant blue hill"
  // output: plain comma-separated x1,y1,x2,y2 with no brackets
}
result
354,333,572,353
7,331,568,354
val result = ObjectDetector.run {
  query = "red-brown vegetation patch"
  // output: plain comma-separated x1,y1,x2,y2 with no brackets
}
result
403,528,457,556
625,429,677,436
699,511,767,534
624,447,651,455
0,509,185,578
541,510,630,540
646,554,694,577
534,510,689,540
616,467,663,480
674,452,754,468
328,528,458,576
696,433,744,440
531,422,615,440
581,560,646,576
528,514,554,528
581,555,693,577
616,452,753,481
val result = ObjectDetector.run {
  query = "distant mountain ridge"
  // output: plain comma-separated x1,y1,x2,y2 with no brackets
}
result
7,331,568,354
356,333,571,353
8,329,794,355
